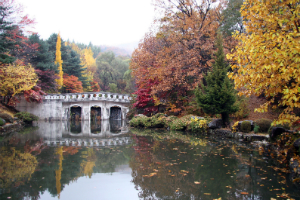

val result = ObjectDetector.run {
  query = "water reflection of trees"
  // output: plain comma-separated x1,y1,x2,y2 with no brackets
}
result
129,135,299,200
0,139,133,200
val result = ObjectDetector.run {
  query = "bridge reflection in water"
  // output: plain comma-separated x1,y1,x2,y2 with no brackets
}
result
27,120,132,147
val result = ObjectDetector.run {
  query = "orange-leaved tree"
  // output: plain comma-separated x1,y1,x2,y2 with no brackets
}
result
62,73,83,93
227,0,300,125
131,0,225,113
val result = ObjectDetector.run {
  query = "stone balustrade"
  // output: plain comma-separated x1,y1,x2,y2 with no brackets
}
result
44,92,131,102
44,137,132,147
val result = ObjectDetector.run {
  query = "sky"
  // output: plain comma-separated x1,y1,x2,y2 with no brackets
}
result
20,0,156,46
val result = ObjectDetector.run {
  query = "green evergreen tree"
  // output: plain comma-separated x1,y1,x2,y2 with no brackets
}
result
0,6,17,63
47,33,87,88
28,34,57,71
195,32,238,126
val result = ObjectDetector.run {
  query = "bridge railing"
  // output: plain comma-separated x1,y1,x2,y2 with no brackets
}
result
44,92,131,102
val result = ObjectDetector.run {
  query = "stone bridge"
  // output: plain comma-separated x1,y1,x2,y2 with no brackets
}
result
16,92,131,121
1,120,132,148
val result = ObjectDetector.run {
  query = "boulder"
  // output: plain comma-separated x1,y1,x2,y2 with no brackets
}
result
270,127,286,140
0,113,13,123
208,119,223,129
293,138,300,150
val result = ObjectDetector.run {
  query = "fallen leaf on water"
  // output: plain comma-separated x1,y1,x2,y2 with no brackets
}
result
245,175,250,178
241,192,248,195
194,181,201,184
203,193,211,195
181,170,189,173
149,173,157,177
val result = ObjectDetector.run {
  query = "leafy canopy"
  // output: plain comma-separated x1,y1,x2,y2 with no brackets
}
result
227,0,300,125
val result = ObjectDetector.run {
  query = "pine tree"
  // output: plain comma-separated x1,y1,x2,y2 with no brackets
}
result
195,32,238,126
55,33,63,89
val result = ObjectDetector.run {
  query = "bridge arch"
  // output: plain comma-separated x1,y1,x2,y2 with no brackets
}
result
90,105,101,121
70,105,82,121
109,105,123,120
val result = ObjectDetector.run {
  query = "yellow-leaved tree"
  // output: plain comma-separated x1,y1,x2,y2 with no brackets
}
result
0,63,38,103
66,42,97,92
227,0,300,125
55,33,63,89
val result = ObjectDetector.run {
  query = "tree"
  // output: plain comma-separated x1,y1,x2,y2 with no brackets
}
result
108,83,118,93
195,33,237,126
55,33,63,89
227,0,300,125
27,34,57,71
62,73,83,93
35,69,59,93
220,0,244,36
0,0,35,64
0,63,38,105
131,0,225,112
48,34,87,90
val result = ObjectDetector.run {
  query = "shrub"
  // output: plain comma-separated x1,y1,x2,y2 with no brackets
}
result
233,95,250,119
241,121,251,133
15,112,39,123
255,118,272,133
253,125,260,133
187,117,208,133
170,115,193,131
129,116,148,127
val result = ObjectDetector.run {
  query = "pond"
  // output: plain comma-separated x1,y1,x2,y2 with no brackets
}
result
0,120,299,200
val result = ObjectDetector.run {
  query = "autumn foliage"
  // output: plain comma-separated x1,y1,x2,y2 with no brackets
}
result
227,0,300,125
55,33,63,89
62,73,83,93
130,0,225,112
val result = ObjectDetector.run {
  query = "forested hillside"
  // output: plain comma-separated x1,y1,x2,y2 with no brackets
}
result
0,0,135,106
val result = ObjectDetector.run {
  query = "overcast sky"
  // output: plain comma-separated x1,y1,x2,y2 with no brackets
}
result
20,0,156,46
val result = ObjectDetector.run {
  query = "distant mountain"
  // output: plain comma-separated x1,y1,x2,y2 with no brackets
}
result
100,41,139,57
116,41,139,53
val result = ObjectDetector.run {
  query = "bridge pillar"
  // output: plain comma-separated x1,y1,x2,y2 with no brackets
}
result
81,105,90,121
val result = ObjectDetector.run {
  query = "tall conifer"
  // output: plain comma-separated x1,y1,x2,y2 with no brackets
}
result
195,32,238,126
55,33,63,89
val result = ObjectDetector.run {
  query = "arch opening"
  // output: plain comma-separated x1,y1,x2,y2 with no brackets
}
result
91,106,101,121
70,106,82,121
110,106,122,120
70,106,82,133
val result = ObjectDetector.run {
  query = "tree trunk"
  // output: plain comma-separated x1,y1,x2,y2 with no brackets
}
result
221,112,229,128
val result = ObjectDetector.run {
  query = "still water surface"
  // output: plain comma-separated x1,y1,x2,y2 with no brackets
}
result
0,120,299,200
